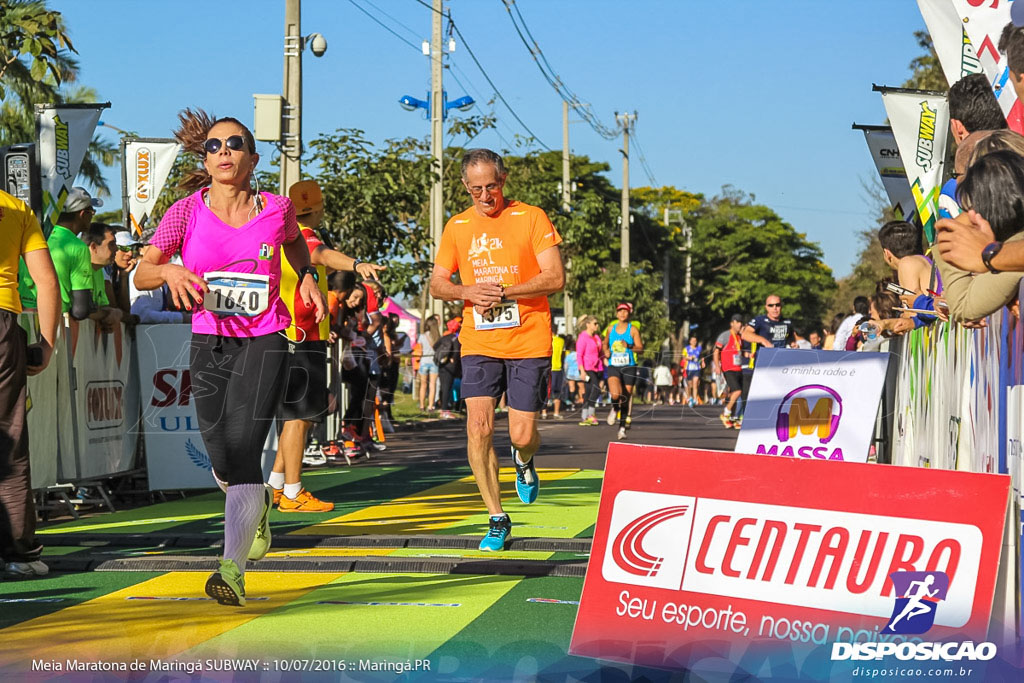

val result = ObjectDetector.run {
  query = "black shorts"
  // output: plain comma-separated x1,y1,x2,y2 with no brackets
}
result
724,370,743,392
279,340,329,423
461,355,550,412
606,364,640,387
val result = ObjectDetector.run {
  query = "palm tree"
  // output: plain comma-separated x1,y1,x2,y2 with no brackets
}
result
0,0,115,194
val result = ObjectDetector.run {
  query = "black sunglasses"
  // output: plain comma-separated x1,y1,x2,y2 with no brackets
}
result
767,303,782,307
203,135,247,155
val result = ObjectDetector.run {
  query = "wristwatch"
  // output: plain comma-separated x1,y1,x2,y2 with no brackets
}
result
298,265,319,282
981,241,1004,274
499,284,508,302
352,259,363,272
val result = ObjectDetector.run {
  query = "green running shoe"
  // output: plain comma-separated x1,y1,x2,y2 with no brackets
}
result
205,559,246,606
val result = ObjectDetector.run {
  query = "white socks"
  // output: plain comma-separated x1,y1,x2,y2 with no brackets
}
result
267,471,285,489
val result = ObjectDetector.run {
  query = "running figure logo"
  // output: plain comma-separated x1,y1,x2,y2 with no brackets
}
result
467,233,501,264
884,571,949,634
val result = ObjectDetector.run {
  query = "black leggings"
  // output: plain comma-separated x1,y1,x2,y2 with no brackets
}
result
439,367,458,411
583,371,602,409
190,332,288,485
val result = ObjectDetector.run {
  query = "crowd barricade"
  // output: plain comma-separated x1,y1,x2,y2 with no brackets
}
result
19,313,61,489
135,324,280,490
888,305,1023,640
19,313,141,486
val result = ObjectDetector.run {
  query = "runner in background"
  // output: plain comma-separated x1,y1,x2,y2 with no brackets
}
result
680,336,703,407
429,148,564,552
714,314,745,428
134,110,326,606
576,316,603,425
603,302,643,440
269,179,383,513
542,326,565,419
563,336,583,411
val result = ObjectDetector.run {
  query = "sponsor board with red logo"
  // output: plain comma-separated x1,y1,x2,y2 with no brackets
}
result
735,348,890,464
569,445,1009,676
136,324,276,489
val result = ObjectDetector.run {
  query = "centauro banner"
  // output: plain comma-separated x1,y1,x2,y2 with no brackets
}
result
951,0,1023,132
122,138,180,235
916,0,983,87
853,124,916,221
877,87,950,243
34,102,109,233
569,446,1010,677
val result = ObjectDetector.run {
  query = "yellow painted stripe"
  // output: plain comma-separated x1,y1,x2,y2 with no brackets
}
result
0,571,341,669
290,467,580,536
37,512,222,534
183,572,523,662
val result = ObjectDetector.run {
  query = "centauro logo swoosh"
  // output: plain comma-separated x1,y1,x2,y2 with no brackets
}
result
611,505,691,577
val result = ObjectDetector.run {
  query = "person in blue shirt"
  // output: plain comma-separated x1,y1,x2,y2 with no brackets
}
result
602,302,643,440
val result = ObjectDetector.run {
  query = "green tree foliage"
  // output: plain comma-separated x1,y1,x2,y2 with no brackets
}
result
903,31,946,91
687,189,836,340
0,1,114,193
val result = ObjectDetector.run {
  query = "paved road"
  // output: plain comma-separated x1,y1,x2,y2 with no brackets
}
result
376,403,739,470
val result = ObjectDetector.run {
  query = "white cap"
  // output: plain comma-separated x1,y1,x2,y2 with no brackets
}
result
115,231,141,248
63,186,103,213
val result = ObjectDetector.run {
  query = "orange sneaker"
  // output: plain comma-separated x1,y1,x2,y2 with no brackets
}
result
271,486,283,506
277,488,335,513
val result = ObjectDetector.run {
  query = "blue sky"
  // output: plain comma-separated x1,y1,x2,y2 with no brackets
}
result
55,0,927,278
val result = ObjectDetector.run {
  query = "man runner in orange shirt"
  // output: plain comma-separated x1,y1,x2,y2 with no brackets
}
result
430,149,565,551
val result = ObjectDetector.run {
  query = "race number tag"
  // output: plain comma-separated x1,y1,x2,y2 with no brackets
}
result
203,271,270,317
473,301,521,330
610,353,630,367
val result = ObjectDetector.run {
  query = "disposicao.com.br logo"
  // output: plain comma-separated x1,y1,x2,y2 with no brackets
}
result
831,571,996,663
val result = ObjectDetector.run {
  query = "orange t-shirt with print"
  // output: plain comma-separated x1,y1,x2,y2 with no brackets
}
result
435,200,562,359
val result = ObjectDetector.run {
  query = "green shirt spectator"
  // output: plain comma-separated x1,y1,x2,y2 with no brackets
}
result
17,186,102,319
91,267,109,307
18,224,93,313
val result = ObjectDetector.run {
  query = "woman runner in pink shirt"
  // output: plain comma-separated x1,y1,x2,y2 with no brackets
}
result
135,110,326,606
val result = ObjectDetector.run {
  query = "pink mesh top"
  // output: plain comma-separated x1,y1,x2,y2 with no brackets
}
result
150,190,299,337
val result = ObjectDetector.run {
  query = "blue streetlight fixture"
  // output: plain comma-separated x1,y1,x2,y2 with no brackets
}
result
397,91,474,120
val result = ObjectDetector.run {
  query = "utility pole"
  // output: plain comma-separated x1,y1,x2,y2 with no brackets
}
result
562,100,574,331
681,221,693,343
429,0,444,318
615,111,636,269
280,0,301,195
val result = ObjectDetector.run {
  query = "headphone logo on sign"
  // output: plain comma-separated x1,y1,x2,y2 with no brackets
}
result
776,384,843,444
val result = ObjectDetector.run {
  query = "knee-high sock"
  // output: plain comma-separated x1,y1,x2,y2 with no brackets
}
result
618,395,628,427
223,483,265,574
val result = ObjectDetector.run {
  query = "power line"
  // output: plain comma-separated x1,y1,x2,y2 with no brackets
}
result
411,0,551,149
347,0,421,52
631,128,658,187
499,0,618,140
360,0,421,40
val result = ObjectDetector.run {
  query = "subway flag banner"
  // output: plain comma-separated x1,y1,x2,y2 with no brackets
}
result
734,349,889,464
569,445,1009,677
34,103,108,234
916,0,983,88
878,88,949,244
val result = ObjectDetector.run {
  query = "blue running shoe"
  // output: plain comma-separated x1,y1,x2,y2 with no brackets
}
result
478,514,512,551
512,446,539,504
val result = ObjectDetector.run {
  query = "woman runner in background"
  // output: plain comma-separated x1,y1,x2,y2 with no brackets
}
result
135,110,326,606
602,302,643,439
